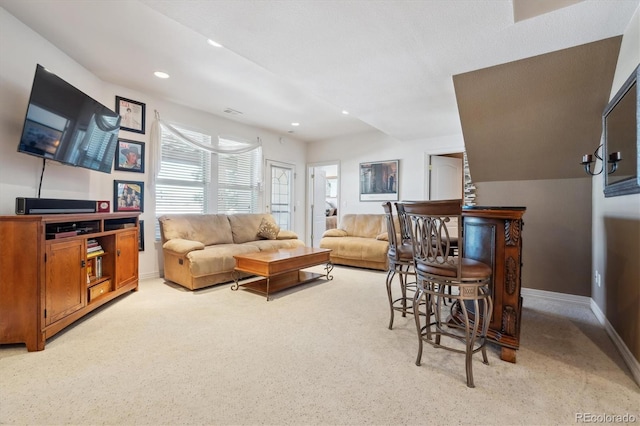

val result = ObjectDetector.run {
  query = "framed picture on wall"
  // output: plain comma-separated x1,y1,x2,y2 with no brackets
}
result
359,160,399,201
113,180,144,212
114,139,145,173
115,96,145,134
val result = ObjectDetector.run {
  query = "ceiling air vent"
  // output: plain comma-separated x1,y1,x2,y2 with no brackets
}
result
223,108,242,115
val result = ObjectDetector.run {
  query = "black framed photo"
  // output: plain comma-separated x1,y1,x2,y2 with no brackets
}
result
359,159,399,201
138,220,145,251
113,180,144,212
115,96,145,134
114,139,145,173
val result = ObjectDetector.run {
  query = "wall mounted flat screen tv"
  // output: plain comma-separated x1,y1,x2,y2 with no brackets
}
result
17,64,121,174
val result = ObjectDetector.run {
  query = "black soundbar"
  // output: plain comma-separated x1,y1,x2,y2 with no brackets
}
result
16,198,97,215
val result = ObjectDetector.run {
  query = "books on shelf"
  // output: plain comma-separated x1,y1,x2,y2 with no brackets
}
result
87,253,103,282
87,250,104,258
87,238,103,256
96,256,102,278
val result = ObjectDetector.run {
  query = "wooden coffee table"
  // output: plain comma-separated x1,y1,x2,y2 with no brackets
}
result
231,247,333,300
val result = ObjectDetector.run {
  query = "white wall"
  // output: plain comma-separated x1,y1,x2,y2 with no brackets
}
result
0,9,109,206
306,130,464,214
0,7,308,279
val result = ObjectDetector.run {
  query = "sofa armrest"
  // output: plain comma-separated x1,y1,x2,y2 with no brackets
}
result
163,239,205,255
276,230,299,240
322,229,348,237
376,232,388,241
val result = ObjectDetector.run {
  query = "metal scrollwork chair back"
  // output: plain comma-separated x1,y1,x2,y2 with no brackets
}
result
398,199,493,388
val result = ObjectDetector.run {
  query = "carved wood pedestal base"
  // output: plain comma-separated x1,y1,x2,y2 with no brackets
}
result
463,206,526,363
501,347,517,363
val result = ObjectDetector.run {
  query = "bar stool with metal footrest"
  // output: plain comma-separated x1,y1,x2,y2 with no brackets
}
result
398,199,493,388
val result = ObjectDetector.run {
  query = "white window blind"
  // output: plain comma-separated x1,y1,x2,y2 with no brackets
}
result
155,125,263,239
217,138,262,214
156,125,212,217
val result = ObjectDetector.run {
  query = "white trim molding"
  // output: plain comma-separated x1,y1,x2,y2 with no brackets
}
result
522,287,640,388
521,287,591,307
590,299,640,388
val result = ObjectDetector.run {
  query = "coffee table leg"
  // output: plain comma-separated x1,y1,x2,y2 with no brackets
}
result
231,270,240,291
325,262,334,280
266,277,270,301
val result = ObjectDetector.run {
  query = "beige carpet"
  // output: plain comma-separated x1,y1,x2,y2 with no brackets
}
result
1,265,638,425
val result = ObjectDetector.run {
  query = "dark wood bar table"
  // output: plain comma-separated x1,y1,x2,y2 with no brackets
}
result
462,206,526,363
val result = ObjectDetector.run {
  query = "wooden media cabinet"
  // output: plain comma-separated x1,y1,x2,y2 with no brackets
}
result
0,212,140,351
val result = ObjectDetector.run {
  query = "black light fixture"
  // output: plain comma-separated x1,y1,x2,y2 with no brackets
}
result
580,144,622,176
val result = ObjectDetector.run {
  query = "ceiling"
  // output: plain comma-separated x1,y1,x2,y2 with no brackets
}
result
0,0,638,147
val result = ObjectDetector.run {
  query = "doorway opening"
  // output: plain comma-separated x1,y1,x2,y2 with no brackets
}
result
424,152,466,201
307,162,339,247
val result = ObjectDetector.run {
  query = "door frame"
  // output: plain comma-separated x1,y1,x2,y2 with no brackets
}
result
423,150,464,200
306,161,340,246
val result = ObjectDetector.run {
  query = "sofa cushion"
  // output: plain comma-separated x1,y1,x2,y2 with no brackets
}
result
159,214,233,245
320,236,388,263
244,239,306,251
257,217,280,240
228,213,274,243
340,214,387,238
187,244,259,277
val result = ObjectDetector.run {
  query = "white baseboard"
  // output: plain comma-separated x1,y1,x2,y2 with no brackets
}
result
590,299,640,388
521,287,591,307
522,287,640,388
139,271,161,281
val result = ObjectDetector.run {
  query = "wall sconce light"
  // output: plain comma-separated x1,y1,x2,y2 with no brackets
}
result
580,144,622,176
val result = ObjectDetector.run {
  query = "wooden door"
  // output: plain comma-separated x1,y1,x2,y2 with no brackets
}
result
45,239,86,326
114,230,138,289
429,155,463,200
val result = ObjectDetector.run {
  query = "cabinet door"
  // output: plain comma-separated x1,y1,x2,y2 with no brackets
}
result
114,230,138,289
45,239,86,326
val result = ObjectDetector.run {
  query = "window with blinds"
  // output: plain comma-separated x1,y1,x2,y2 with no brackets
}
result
156,125,212,217
217,138,262,214
155,125,262,239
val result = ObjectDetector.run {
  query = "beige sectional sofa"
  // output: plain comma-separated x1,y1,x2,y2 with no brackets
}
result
319,214,389,271
158,213,304,290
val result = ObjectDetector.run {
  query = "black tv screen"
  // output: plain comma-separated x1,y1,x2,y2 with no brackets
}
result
17,64,121,173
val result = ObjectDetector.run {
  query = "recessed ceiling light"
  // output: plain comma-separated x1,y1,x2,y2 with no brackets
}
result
291,122,300,127
154,71,170,79
207,39,223,47
342,110,349,115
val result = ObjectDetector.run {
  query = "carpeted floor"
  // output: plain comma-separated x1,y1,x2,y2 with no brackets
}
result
1,265,638,425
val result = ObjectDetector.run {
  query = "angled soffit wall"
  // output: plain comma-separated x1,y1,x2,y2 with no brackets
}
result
453,36,622,182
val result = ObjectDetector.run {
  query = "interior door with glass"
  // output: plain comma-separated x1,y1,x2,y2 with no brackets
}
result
266,160,294,230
